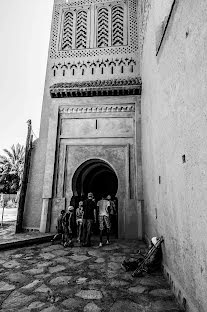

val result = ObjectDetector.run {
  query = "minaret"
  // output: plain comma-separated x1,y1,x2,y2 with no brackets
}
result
23,0,142,239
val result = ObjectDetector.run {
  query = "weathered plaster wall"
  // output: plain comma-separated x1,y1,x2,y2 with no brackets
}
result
23,2,56,229
141,0,207,311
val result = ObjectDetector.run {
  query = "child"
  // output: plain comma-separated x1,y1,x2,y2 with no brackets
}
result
63,206,75,247
51,210,65,244
76,201,84,243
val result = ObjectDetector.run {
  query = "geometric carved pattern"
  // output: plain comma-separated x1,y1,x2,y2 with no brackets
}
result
76,10,88,49
51,57,136,77
62,11,74,50
50,77,142,98
97,7,109,47
59,104,135,114
49,0,138,59
112,6,124,46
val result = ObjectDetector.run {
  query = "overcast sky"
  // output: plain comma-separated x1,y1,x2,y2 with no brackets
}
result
0,0,54,154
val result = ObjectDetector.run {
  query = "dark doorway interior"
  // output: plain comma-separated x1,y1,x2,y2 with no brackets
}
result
71,159,118,236
72,159,118,200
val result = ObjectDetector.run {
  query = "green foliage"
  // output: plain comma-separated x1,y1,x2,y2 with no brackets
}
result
0,144,25,194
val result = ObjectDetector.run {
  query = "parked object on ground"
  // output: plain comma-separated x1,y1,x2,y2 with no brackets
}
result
121,236,164,277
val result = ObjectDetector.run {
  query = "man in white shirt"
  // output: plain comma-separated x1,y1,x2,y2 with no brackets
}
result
97,195,111,247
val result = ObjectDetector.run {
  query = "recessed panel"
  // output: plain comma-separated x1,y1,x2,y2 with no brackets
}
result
61,117,133,138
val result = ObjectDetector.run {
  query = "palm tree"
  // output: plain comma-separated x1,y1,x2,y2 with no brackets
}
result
0,144,25,193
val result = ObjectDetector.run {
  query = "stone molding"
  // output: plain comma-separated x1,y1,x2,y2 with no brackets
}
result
50,77,141,97
59,104,135,114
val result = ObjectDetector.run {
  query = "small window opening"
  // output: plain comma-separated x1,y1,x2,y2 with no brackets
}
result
182,155,186,163
121,66,124,73
82,69,84,75
63,70,65,76
111,66,114,74
92,68,94,75
101,67,104,74
159,176,161,184
131,65,134,72
53,70,56,77
72,68,75,76
95,119,98,130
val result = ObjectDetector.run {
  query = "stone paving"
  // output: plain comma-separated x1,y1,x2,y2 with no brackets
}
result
0,223,52,245
0,239,182,312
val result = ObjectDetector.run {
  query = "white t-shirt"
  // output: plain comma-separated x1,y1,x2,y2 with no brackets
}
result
97,199,110,217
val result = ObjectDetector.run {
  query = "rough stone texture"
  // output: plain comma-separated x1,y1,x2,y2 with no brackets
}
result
0,281,15,291
70,255,90,262
141,0,207,311
128,286,147,294
27,301,45,309
75,290,103,300
49,276,72,286
109,300,143,312
84,302,102,312
62,298,83,309
22,280,41,289
0,241,181,311
7,272,29,284
48,265,65,274
25,267,44,275
1,291,35,309
3,260,20,269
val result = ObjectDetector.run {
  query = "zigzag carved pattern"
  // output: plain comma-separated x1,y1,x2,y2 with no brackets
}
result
97,7,109,47
112,6,124,46
76,10,87,49
62,11,73,50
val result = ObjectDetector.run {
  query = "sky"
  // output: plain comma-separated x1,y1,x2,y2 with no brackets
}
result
0,0,54,154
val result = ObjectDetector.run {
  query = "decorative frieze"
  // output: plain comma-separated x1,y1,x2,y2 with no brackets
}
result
50,77,141,97
59,104,135,114
50,0,138,59
51,57,137,78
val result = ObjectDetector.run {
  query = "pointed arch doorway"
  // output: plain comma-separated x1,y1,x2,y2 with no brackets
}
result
72,159,118,199
72,159,118,237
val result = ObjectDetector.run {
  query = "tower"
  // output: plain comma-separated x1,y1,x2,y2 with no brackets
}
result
23,0,142,239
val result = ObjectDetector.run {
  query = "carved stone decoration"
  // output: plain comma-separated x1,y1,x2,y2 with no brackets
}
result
50,0,138,59
50,77,142,97
51,57,137,78
59,104,135,114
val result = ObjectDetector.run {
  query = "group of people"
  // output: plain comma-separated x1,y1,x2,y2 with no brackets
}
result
51,192,117,247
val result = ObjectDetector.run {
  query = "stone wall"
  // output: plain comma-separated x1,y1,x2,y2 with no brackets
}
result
140,0,207,311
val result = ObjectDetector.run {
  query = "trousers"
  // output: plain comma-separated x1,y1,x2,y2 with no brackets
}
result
82,219,93,245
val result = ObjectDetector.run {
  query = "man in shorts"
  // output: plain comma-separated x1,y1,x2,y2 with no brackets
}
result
97,195,111,247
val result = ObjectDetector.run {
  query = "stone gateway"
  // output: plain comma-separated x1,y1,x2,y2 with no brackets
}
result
22,0,207,311
23,0,143,239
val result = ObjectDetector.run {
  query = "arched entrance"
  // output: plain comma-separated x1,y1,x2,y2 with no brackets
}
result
72,159,118,199
71,159,118,236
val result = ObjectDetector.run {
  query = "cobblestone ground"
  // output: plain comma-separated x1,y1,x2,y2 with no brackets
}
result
0,240,182,312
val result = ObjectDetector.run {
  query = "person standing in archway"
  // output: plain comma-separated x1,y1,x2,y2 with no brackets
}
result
107,194,117,237
82,192,97,247
97,195,111,247
76,200,84,243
